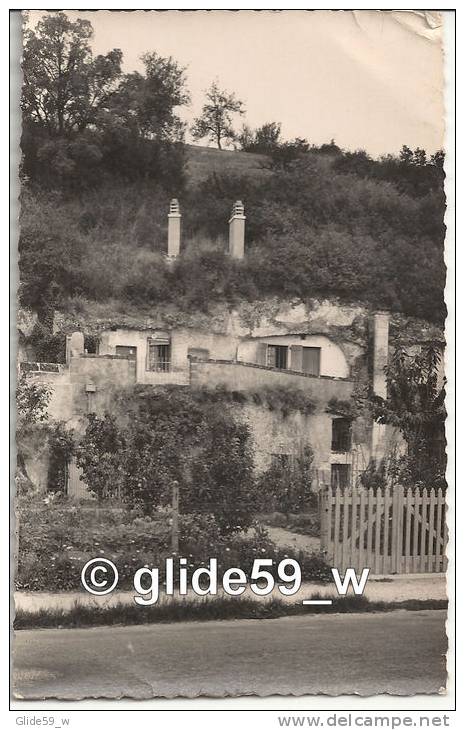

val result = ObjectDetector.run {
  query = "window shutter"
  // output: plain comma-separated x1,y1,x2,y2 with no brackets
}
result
302,347,321,375
256,342,268,365
290,345,303,371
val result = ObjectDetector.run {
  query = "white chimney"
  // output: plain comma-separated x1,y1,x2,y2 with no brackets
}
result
372,311,390,398
228,200,246,259
371,311,390,460
167,198,181,258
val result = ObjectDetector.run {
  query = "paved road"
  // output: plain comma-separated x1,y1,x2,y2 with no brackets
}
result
13,610,447,699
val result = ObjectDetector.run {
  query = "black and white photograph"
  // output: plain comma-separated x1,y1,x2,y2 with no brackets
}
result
11,8,453,706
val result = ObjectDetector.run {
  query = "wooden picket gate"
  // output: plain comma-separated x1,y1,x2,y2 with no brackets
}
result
320,486,447,574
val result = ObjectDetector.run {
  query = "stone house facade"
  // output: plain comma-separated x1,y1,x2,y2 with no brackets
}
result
18,200,443,499
19,305,402,498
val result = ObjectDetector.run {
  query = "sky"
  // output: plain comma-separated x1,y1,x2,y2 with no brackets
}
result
29,9,445,157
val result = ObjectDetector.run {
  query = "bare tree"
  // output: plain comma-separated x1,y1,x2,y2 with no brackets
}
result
191,81,245,149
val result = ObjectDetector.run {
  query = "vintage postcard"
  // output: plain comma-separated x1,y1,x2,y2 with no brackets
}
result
12,8,452,702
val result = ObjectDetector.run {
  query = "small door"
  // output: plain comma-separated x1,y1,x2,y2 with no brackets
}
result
302,347,321,375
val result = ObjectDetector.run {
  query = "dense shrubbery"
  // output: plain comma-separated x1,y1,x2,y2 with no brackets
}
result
76,387,258,533
20,146,445,325
16,494,331,591
257,446,317,515
16,376,73,495
368,345,446,489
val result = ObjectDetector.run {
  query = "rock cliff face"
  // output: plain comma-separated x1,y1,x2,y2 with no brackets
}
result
48,296,443,346
42,297,444,393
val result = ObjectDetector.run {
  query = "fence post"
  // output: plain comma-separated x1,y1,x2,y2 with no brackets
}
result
435,487,443,572
320,486,331,560
396,486,404,574
427,489,436,572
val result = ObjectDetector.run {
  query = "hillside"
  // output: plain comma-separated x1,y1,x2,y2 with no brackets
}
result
19,140,446,367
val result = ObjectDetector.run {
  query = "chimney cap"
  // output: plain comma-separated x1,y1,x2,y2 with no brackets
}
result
169,198,181,215
373,310,390,319
231,200,245,217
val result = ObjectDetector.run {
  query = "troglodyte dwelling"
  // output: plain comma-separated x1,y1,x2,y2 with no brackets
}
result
18,200,444,498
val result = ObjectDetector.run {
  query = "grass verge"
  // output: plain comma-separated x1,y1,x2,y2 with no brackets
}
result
14,594,448,630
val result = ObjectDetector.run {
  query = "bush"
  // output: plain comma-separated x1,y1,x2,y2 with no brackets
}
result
46,422,76,493
257,446,317,515
20,140,445,324
77,387,259,533
26,322,66,363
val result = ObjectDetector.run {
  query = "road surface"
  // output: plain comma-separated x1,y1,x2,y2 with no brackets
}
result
13,610,447,699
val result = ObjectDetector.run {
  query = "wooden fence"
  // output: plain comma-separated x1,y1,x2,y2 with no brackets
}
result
320,485,447,574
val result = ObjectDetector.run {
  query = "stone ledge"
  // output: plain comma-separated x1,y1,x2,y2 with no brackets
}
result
189,357,353,383
20,362,63,373
78,354,135,360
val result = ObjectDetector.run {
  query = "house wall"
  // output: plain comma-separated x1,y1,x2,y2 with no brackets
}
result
224,403,374,493
68,355,137,418
98,328,355,385
21,367,74,425
98,328,236,384
20,355,136,498
240,404,339,478
23,356,136,423
190,359,353,406
19,302,415,496
190,359,363,486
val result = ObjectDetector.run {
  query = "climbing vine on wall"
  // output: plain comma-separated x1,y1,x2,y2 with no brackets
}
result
194,384,317,417
326,396,360,419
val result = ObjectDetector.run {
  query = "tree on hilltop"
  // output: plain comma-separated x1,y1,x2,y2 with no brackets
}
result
21,11,190,188
191,81,245,149
22,12,122,136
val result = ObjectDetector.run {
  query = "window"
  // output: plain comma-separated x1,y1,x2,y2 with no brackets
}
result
85,383,96,414
331,418,352,452
147,340,171,372
267,344,288,369
84,335,99,354
115,345,137,359
302,347,321,376
331,463,350,489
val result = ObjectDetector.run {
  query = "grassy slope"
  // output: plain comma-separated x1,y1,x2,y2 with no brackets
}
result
185,144,271,185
